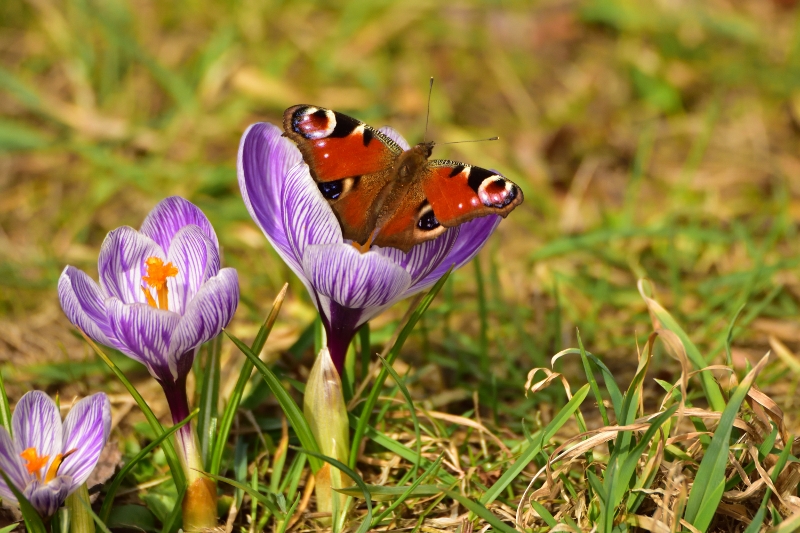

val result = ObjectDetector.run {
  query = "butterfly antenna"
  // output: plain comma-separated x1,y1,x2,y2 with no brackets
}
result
424,77,434,142
441,136,500,145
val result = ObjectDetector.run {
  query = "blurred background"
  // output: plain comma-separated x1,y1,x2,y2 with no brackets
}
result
1,0,800,420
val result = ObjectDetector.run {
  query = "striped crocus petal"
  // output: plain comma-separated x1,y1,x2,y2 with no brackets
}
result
24,477,71,518
282,162,342,263
165,225,221,316
170,268,239,366
98,226,164,305
375,226,460,286
406,216,501,294
58,266,115,345
106,299,181,381
13,391,63,471
139,196,220,254
303,244,411,313
238,122,304,276
0,425,30,503
58,393,111,490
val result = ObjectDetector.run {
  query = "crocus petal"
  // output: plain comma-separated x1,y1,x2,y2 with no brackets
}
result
407,216,500,294
166,226,221,315
12,391,63,465
170,268,239,360
106,299,181,381
283,162,343,260
170,268,239,364
24,477,70,517
238,123,303,271
376,126,411,151
139,196,219,253
59,393,111,489
58,266,115,345
303,244,411,310
98,226,163,304
0,426,29,503
374,227,460,284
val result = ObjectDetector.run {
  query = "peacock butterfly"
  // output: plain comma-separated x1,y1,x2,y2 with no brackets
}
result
282,104,523,253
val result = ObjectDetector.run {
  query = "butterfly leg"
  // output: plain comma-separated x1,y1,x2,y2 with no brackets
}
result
351,227,381,254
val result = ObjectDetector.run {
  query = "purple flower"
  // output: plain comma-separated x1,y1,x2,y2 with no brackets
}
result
58,197,235,529
0,391,111,517
58,196,239,386
238,123,500,372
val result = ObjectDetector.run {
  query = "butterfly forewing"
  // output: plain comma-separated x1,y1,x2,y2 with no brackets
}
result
422,160,523,227
283,105,402,244
283,105,402,182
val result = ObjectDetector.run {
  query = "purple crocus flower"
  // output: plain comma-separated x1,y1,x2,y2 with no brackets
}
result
58,196,239,390
58,197,238,529
0,391,111,517
238,122,500,373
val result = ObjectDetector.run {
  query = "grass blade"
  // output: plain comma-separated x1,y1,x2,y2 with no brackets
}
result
348,414,457,485
349,268,452,470
210,284,287,476
441,488,518,533
204,472,285,518
638,280,726,411
375,354,422,478
369,454,445,526
78,331,185,489
601,404,678,530
74,488,114,533
480,383,590,505
684,353,769,531
100,409,197,523
0,369,12,435
160,484,186,533
197,336,221,469
293,447,373,533
226,329,322,472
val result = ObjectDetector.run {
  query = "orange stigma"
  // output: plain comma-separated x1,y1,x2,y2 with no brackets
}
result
20,448,49,479
141,256,178,310
352,228,381,254
44,449,76,483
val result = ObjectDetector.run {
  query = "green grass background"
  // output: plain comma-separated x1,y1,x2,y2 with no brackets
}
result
2,0,800,531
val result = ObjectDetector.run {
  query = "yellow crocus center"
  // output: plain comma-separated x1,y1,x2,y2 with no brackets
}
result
141,256,179,310
20,448,49,479
20,447,77,482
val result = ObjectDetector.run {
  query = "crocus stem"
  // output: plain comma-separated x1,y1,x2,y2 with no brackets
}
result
160,375,217,531
66,484,94,533
323,302,360,374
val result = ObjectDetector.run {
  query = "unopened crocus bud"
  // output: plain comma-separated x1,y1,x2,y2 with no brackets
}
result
303,347,349,520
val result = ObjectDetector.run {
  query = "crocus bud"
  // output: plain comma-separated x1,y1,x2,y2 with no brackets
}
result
303,347,349,520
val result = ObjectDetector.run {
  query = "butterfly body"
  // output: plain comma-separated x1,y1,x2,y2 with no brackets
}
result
283,105,523,253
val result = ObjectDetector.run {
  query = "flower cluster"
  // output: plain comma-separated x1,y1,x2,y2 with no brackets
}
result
5,111,509,529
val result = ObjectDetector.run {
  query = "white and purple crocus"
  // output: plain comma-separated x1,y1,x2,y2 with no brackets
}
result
57,196,238,529
0,391,110,518
238,123,500,373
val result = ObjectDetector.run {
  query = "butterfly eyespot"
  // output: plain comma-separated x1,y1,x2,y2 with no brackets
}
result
293,107,336,140
318,181,344,200
478,175,517,208
417,207,440,231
